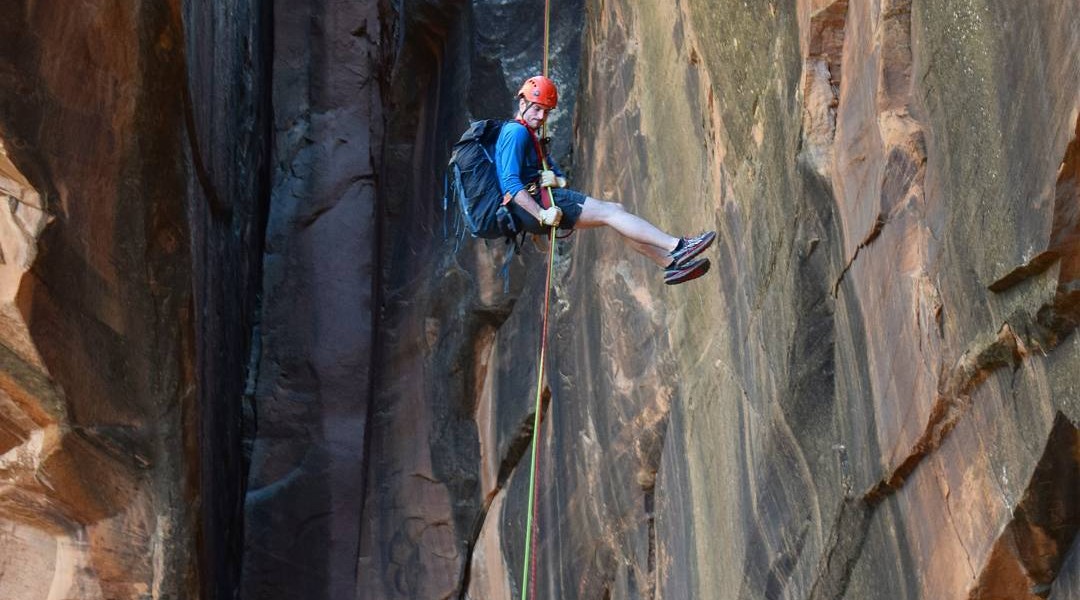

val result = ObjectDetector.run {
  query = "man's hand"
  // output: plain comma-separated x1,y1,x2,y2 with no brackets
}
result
537,206,563,227
539,170,567,188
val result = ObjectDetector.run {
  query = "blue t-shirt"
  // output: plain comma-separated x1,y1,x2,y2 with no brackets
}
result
495,121,565,198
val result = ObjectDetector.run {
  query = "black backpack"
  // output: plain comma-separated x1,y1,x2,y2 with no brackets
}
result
444,119,519,241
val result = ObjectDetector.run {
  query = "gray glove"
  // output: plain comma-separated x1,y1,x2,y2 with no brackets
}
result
537,206,563,227
539,170,567,188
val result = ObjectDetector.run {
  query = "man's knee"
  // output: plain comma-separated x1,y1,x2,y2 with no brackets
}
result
589,198,626,216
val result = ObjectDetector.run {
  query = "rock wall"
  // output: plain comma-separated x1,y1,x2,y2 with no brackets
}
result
0,0,268,598
0,0,1078,599
184,0,272,597
354,1,584,598
359,0,1080,599
238,0,382,597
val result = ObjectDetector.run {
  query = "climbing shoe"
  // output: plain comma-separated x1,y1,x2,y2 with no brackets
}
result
668,230,717,268
664,257,711,285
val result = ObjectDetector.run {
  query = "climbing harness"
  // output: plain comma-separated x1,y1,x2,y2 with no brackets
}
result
519,1,556,599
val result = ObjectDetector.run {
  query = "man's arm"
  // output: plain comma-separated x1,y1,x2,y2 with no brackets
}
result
496,124,530,198
510,188,544,221
496,123,559,224
509,187,560,225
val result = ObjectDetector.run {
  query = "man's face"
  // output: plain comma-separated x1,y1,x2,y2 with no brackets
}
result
519,99,552,130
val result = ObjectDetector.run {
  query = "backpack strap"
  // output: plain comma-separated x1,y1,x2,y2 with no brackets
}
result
497,230,526,294
442,171,451,239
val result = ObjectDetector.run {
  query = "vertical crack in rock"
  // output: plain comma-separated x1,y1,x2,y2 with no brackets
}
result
831,213,885,297
807,498,873,600
632,455,661,600
968,413,1079,600
990,113,1080,293
831,0,927,299
458,389,550,599
801,0,849,176
645,487,657,600
623,386,671,600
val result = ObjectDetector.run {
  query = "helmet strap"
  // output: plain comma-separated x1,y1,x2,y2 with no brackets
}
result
517,101,551,127
517,98,533,121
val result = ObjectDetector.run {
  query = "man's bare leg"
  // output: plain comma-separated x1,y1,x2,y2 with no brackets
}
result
626,240,675,268
575,197,678,266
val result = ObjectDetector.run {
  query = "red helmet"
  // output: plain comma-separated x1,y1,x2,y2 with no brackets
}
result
517,76,558,109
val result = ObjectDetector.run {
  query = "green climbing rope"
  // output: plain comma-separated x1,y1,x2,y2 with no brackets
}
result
519,0,556,598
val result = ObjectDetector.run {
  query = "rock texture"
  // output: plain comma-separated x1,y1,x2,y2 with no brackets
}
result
354,1,1080,599
184,0,272,596
0,3,192,597
0,0,267,597
238,0,381,597
1,1,1078,599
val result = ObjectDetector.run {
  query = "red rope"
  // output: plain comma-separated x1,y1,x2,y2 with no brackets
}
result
522,1,554,598
526,234,555,600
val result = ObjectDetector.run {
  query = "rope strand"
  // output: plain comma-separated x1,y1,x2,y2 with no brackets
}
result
519,0,554,598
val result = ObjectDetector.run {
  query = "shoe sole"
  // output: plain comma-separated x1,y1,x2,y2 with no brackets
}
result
672,231,717,267
664,257,711,285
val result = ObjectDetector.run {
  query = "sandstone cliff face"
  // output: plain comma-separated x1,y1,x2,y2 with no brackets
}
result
0,0,267,597
239,0,381,597
1,1,1078,599
359,1,1080,599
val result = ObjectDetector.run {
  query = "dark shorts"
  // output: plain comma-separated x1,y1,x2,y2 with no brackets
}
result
507,187,588,234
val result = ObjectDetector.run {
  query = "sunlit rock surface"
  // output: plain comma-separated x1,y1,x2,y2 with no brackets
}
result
359,1,1080,599
0,0,1078,599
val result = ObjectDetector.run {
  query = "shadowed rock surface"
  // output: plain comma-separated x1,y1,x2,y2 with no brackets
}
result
0,1,1078,599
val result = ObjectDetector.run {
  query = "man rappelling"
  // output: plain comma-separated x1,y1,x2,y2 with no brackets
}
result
495,75,716,285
